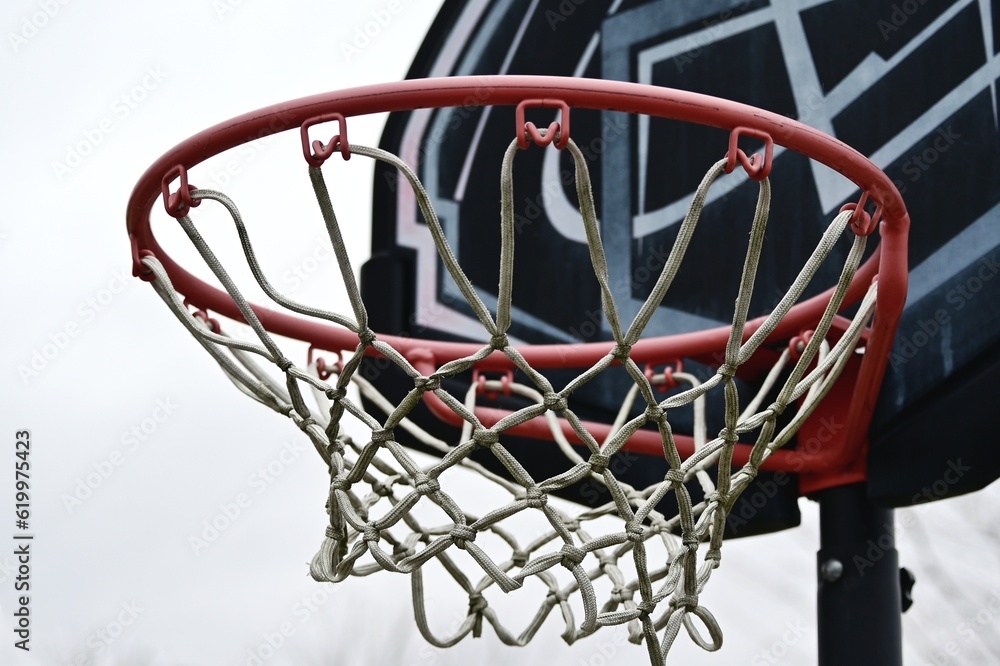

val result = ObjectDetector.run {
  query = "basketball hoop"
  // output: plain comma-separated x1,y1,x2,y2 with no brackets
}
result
126,76,908,664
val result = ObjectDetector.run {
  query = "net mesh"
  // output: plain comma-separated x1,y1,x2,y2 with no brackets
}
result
141,135,876,664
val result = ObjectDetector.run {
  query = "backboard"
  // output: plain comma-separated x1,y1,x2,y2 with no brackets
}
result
362,0,1000,524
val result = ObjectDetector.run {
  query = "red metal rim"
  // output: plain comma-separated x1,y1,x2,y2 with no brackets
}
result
127,75,908,366
126,75,910,483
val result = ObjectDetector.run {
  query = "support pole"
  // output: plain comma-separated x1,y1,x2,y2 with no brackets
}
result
816,483,902,666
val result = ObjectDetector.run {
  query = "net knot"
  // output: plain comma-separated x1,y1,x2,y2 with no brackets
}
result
543,391,568,412
358,328,376,347
610,587,632,604
768,401,787,417
588,453,611,474
371,428,395,445
468,592,488,614
331,475,351,492
547,590,568,606
413,473,440,496
277,358,294,372
490,333,509,349
719,426,738,444
327,438,345,456
363,523,380,543
705,548,722,563
393,542,415,560
326,387,348,401
718,363,737,379
665,468,686,485
671,595,699,610
612,342,633,362
560,544,587,569
297,416,317,431
645,404,665,422
414,375,441,392
743,466,759,481
625,520,645,543
683,532,701,548
637,599,657,616
325,525,345,541
512,550,529,567
371,479,392,497
473,428,499,449
450,525,477,549
525,486,547,508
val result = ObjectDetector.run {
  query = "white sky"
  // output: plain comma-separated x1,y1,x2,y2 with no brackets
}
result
2,0,999,664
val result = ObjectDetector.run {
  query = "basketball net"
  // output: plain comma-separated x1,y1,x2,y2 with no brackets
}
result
140,131,875,664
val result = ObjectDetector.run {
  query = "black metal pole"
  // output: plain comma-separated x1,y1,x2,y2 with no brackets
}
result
816,482,903,666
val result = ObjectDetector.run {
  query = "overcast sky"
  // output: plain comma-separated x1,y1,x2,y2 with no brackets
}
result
2,1,999,665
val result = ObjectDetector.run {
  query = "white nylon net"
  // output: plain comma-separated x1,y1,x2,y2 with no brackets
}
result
141,134,876,665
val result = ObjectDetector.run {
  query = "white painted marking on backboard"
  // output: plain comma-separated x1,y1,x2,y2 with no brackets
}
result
905,201,1000,305
635,6,775,217
868,54,1000,173
453,0,541,201
630,0,999,239
396,0,579,340
977,0,997,127
539,0,628,245
396,0,496,337
771,0,844,211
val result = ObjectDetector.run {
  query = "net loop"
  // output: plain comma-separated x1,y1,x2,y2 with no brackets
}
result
681,605,724,652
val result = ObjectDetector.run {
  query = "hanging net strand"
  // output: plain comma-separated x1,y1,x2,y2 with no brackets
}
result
140,132,877,666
